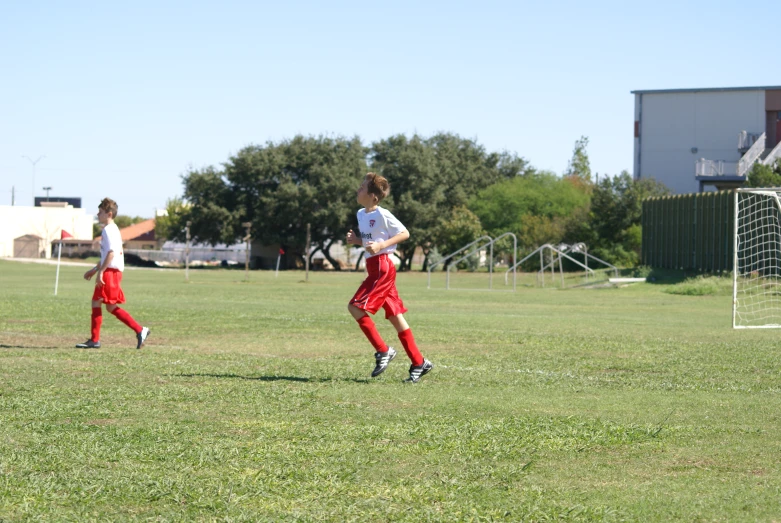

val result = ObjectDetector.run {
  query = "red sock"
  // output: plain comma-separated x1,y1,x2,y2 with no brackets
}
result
91,307,102,342
398,328,424,366
357,315,388,352
110,307,142,334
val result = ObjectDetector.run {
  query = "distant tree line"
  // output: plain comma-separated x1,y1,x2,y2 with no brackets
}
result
156,133,670,270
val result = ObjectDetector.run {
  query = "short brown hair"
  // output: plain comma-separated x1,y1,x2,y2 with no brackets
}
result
98,197,118,218
365,172,390,202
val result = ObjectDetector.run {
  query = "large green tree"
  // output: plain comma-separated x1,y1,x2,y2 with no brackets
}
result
154,197,190,241
433,206,486,262
370,132,532,270
180,165,240,245
174,135,367,269
578,171,670,266
468,171,590,250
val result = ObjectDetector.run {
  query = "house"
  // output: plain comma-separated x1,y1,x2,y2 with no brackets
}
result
0,203,93,258
117,219,162,250
14,234,45,258
632,86,781,193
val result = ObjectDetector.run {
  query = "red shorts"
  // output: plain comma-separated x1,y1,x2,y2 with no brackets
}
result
92,268,126,305
349,254,408,319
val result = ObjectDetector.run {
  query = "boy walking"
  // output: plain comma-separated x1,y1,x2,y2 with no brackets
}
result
75,197,150,349
346,173,433,383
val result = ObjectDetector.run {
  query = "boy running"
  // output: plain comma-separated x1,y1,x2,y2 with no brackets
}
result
346,173,433,383
75,197,150,349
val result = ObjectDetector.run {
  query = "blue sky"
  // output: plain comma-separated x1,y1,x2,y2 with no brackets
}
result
1,0,778,217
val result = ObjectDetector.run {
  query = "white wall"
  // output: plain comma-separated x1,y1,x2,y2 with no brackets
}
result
635,90,766,194
0,205,94,258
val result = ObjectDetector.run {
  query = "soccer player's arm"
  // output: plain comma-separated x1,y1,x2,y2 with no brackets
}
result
381,229,409,249
95,251,114,285
365,229,409,255
346,229,362,246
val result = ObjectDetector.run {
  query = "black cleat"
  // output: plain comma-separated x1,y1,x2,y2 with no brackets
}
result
404,359,433,383
75,339,101,349
371,346,397,377
136,327,150,349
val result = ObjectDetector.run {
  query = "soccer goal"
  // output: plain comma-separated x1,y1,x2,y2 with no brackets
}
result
733,188,781,328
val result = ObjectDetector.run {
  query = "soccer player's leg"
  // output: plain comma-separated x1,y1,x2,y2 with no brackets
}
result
103,270,149,349
75,292,103,349
349,264,396,377
385,293,433,383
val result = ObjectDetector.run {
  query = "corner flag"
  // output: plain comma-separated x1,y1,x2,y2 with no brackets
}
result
55,230,72,295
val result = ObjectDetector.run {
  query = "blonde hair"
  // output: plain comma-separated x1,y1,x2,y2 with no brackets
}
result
365,172,390,202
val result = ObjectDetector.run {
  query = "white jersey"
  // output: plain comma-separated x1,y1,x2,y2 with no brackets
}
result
100,222,125,271
357,206,407,258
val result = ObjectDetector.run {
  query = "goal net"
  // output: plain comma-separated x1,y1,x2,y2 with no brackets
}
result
734,189,781,328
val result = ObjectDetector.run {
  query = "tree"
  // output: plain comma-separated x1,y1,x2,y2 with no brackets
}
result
432,206,485,269
178,135,366,269
238,135,366,269
468,171,590,250
370,132,533,270
746,160,781,187
564,136,593,193
154,197,190,241
580,171,670,266
369,134,438,270
180,165,239,245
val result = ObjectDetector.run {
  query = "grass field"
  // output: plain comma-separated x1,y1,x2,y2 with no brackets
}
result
1,259,780,522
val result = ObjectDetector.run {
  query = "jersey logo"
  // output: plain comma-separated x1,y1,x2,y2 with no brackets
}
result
369,219,376,227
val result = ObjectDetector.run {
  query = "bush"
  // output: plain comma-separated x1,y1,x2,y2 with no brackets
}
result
427,247,443,270
456,252,481,272
664,275,732,296
632,266,652,278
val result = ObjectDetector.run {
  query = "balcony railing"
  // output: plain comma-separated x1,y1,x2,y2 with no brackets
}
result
738,131,761,153
696,159,738,177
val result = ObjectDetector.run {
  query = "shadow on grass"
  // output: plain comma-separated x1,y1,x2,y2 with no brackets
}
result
170,373,370,384
0,344,60,350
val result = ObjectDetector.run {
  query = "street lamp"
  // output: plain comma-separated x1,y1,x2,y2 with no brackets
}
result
43,186,52,201
22,155,46,206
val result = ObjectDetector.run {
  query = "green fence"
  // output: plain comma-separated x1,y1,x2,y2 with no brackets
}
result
642,190,734,271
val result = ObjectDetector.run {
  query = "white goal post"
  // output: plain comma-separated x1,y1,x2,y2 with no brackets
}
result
733,188,781,328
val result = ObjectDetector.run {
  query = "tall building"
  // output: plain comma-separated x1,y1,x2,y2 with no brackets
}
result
632,86,781,193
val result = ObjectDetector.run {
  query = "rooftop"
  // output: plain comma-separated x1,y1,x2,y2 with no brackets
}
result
632,86,781,95
119,219,156,242
94,219,157,242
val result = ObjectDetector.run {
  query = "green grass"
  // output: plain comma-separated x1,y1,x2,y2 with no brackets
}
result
2,260,781,521
663,275,734,296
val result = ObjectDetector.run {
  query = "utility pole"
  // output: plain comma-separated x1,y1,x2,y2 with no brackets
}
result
185,221,192,282
43,186,52,201
11,186,14,206
305,223,311,282
22,155,46,206
242,222,252,281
